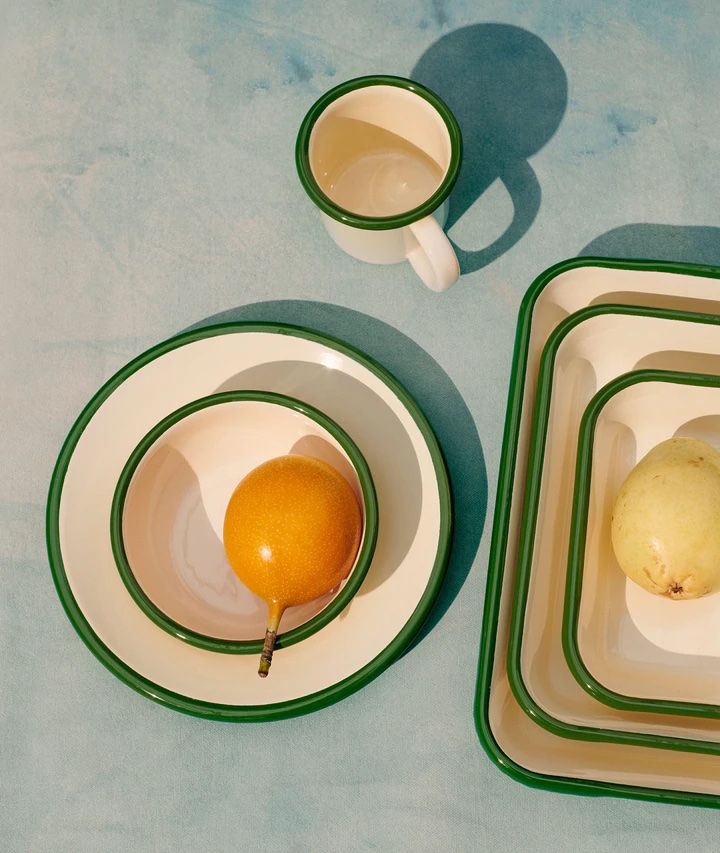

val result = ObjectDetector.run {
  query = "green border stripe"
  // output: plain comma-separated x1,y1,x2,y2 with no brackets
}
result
47,322,452,722
474,257,720,809
564,369,720,718
110,390,378,655
295,75,462,230
508,305,720,754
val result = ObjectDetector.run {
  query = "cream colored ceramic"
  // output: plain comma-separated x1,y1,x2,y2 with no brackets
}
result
521,310,720,740
487,264,720,794
319,199,454,287
122,398,364,642
297,76,462,292
579,378,720,705
57,329,443,707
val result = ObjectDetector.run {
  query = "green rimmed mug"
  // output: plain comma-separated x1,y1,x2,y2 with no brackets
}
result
110,390,378,655
296,75,462,293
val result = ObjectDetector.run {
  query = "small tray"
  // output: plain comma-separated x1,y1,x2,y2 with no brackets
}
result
564,368,720,718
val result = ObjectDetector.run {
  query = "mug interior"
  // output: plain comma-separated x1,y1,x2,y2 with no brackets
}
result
309,84,452,218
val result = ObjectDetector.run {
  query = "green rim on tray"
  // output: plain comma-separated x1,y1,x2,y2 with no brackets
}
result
507,303,720,754
47,322,453,722
563,368,720,719
110,389,379,655
295,75,462,230
474,257,720,810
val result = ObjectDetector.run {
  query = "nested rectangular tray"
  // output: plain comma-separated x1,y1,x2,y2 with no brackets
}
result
564,368,720,718
474,258,720,808
508,305,720,753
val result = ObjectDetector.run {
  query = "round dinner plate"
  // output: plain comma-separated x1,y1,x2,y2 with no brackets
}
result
47,323,451,721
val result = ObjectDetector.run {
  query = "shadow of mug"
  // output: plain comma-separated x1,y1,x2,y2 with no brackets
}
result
184,302,487,648
412,23,568,274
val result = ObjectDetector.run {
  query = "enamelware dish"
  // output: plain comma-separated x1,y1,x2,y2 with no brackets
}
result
509,304,720,753
564,369,720,717
474,258,720,808
112,390,378,654
48,323,451,721
296,75,462,292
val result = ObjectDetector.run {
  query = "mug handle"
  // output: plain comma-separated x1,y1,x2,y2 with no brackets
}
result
406,215,460,293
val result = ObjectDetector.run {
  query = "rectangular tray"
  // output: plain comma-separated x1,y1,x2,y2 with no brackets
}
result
474,257,720,808
508,308,720,753
564,369,720,717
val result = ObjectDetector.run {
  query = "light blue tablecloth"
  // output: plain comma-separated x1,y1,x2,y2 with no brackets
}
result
4,1,720,849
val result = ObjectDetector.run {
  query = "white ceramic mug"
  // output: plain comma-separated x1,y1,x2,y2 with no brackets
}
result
296,75,463,292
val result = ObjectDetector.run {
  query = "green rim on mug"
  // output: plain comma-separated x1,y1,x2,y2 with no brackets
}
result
474,257,720,810
295,75,462,231
110,389,379,656
507,303,720,756
563,368,720,719
47,322,453,722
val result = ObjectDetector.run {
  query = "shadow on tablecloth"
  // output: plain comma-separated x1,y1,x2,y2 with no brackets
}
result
581,224,720,266
412,23,568,275
186,301,487,650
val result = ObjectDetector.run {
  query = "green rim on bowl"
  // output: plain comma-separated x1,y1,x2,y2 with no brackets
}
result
47,322,452,722
110,389,379,656
295,74,462,231
474,256,720,811
563,368,720,719
507,303,720,756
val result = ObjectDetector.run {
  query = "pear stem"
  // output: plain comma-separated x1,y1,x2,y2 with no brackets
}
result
258,605,283,678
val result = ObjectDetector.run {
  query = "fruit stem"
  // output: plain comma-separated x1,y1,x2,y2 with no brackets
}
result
258,604,283,678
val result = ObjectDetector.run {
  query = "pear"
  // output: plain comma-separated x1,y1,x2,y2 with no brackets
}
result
223,455,362,676
611,437,720,599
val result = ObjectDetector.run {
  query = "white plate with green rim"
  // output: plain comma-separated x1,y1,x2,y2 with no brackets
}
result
47,322,451,721
111,389,378,656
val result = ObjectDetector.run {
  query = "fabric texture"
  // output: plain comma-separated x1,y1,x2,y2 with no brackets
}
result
2,1,720,849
